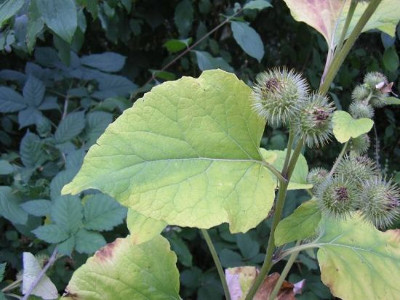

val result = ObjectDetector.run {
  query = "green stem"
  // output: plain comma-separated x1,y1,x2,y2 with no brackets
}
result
201,229,231,300
328,140,349,177
278,242,320,260
261,160,288,184
282,129,295,173
336,0,358,54
319,0,383,95
269,241,301,300
1,279,22,293
245,138,305,300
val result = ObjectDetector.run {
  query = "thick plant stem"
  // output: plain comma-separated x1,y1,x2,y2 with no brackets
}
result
282,129,295,173
201,229,231,300
245,138,305,300
336,0,358,54
319,0,383,95
269,241,301,300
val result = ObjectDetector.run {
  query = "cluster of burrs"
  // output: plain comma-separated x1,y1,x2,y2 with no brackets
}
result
251,68,335,148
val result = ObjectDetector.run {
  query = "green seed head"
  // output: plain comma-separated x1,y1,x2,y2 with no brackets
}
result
307,167,329,191
360,177,400,228
349,101,374,119
349,134,370,155
335,154,379,185
370,94,388,108
317,176,360,219
294,93,335,148
352,85,370,102
364,72,388,89
251,68,309,126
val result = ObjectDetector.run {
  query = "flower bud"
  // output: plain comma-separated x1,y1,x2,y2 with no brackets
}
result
294,93,335,148
251,68,309,126
317,176,360,218
307,167,329,191
349,134,370,155
335,154,378,185
349,101,374,119
351,85,370,102
360,177,400,228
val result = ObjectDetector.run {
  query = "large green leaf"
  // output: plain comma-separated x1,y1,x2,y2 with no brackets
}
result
36,0,78,43
63,70,275,233
63,236,180,300
0,0,24,26
283,0,400,46
275,199,321,246
332,111,374,143
260,148,312,190
315,215,400,299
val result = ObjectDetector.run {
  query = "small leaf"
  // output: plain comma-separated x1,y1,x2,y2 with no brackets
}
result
163,38,192,53
385,96,400,105
174,0,193,37
85,111,113,146
18,107,43,129
22,253,58,299
23,76,45,107
316,214,400,300
50,169,77,200
20,131,45,168
83,194,127,231
127,209,167,245
220,249,243,267
231,21,264,62
0,263,5,282
275,199,321,246
51,195,83,234
80,52,126,72
20,200,52,217
58,235,75,256
26,0,44,53
194,51,234,72
64,236,180,299
236,234,259,259
0,87,26,113
169,235,193,267
0,0,24,26
54,111,85,143
260,149,312,190
32,224,69,243
383,46,399,72
332,111,374,143
0,186,28,225
36,0,78,43
0,160,14,175
243,0,272,11
75,228,106,254
91,74,137,100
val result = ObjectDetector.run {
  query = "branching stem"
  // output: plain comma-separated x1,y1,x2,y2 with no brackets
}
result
201,229,231,300
328,140,349,177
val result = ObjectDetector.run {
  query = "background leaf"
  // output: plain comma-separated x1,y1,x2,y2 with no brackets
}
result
36,0,78,43
23,76,45,107
231,21,264,62
0,87,26,113
74,228,106,254
51,195,83,234
83,194,127,231
54,111,85,143
194,51,234,72
20,200,51,217
0,0,24,26
80,52,126,72
32,224,69,243
64,236,180,299
0,186,28,225
174,0,193,37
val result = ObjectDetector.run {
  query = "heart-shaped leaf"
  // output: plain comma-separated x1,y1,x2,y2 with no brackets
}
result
63,236,180,299
63,70,275,233
315,215,400,300
332,111,373,143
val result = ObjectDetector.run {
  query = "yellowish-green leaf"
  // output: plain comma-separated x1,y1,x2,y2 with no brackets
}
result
283,0,400,46
127,208,166,245
316,215,400,300
332,111,373,143
275,199,321,246
64,236,180,300
62,70,275,233
260,148,312,190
